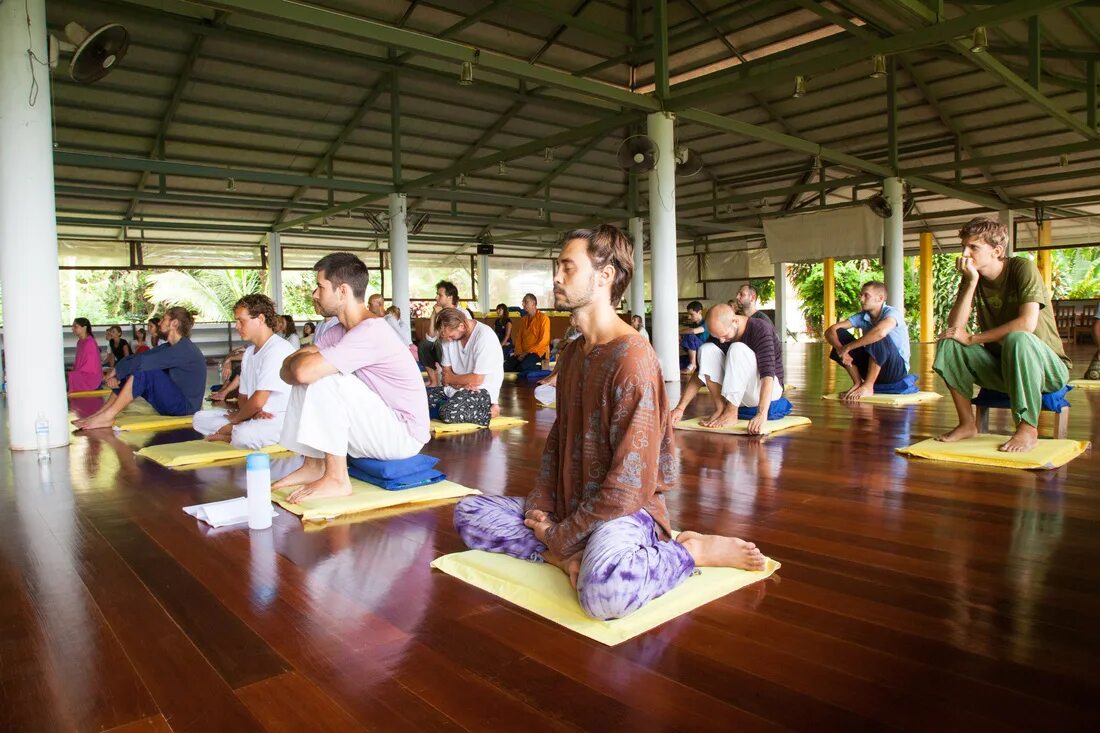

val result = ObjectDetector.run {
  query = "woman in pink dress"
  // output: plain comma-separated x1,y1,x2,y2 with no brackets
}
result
67,318,104,393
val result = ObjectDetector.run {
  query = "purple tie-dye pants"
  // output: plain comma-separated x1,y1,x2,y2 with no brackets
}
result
453,495,696,621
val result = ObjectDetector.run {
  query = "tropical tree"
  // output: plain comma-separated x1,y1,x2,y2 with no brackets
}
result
145,269,265,321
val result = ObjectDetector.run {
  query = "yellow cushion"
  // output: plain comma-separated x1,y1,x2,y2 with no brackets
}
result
111,414,196,432
431,548,780,646
68,389,112,398
273,478,479,522
822,391,941,406
502,372,519,382
897,434,1090,470
137,440,290,468
674,415,811,436
430,416,527,436
1069,379,1100,391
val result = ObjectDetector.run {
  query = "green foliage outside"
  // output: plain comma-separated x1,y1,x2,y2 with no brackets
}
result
748,277,775,304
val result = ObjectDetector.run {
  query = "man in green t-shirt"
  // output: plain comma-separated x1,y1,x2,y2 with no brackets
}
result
933,217,1070,453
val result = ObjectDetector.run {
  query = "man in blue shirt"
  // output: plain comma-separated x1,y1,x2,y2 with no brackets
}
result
74,306,207,430
823,281,910,401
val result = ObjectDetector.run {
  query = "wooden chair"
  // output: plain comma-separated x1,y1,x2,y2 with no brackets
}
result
1077,311,1096,345
1054,303,1076,342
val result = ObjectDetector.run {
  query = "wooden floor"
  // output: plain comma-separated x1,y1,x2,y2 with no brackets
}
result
3,343,1099,732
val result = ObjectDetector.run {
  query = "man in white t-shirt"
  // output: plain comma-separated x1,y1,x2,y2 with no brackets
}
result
431,307,504,423
273,253,430,503
193,294,296,448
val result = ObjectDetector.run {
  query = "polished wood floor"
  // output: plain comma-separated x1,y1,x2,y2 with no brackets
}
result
3,343,1099,732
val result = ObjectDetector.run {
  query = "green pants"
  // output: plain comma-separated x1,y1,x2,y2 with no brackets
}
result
933,332,1068,427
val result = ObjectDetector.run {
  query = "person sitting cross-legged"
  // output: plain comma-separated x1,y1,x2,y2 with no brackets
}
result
824,280,911,401
453,224,766,622
67,318,103,393
273,253,430,503
933,217,1070,453
504,293,550,372
670,303,785,435
418,280,475,387
192,294,296,448
74,307,206,430
427,307,504,425
678,300,707,374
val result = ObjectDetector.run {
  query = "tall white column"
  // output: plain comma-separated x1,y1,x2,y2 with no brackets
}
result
647,112,679,380
883,176,905,310
999,208,1014,256
268,231,283,312
388,193,410,323
628,216,645,328
1,0,69,450
773,262,788,343
478,252,490,314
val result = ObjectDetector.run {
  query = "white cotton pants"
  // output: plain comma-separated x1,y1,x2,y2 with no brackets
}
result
192,409,285,450
697,342,784,407
279,373,425,460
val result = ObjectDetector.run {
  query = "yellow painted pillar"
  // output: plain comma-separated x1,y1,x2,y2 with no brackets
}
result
823,257,836,330
1036,220,1053,294
919,232,934,343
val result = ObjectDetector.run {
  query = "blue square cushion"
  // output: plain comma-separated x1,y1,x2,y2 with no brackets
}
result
347,453,439,480
737,396,793,421
874,374,919,395
347,465,446,491
520,369,552,382
972,385,1072,412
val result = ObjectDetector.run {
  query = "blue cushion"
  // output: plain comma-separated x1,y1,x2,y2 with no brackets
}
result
874,374,919,395
971,385,1072,412
347,465,446,491
737,396,793,421
520,369,552,382
347,454,440,480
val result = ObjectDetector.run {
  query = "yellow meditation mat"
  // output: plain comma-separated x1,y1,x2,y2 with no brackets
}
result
897,434,1091,470
430,416,528,436
136,440,290,468
674,415,811,436
111,414,197,432
822,391,942,406
502,372,519,382
1069,379,1100,391
273,478,480,522
68,388,112,398
431,548,780,646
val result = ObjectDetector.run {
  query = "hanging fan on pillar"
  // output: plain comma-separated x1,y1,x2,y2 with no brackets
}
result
49,22,130,83
674,145,704,177
865,182,915,218
617,135,658,174
408,213,430,235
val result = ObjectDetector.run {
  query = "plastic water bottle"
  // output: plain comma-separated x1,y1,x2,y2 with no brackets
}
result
246,452,272,530
35,415,50,462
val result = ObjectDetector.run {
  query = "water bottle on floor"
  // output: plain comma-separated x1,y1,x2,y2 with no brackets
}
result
246,452,272,530
35,414,50,462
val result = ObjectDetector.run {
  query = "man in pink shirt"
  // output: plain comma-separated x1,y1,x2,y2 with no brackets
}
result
274,253,429,502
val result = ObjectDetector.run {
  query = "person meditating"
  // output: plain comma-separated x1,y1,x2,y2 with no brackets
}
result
419,280,473,387
428,307,504,425
678,300,707,374
192,294,296,448
104,325,131,368
735,284,772,325
934,217,1070,452
68,318,103,392
670,303,784,435
824,281,910,401
453,225,765,621
74,307,206,430
504,293,550,372
274,253,429,503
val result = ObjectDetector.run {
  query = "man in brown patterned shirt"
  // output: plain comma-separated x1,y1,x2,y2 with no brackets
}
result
453,225,765,620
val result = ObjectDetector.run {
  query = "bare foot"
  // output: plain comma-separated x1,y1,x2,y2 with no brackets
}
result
490,403,501,419
272,457,325,490
77,413,116,431
286,471,353,504
936,422,978,443
999,422,1038,453
677,531,767,571
704,405,741,429
698,408,724,427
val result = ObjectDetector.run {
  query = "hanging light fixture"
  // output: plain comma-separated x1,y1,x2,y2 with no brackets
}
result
1060,153,1069,167
544,146,554,162
792,75,806,98
226,177,236,191
459,60,474,85
970,26,988,53
457,173,467,187
498,161,506,175
870,54,887,79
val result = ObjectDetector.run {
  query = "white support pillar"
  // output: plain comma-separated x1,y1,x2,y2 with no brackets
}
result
389,193,410,324
478,252,490,314
629,216,645,328
999,209,1014,256
883,176,905,310
1,0,69,450
647,112,679,380
773,262,788,343
268,231,283,312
